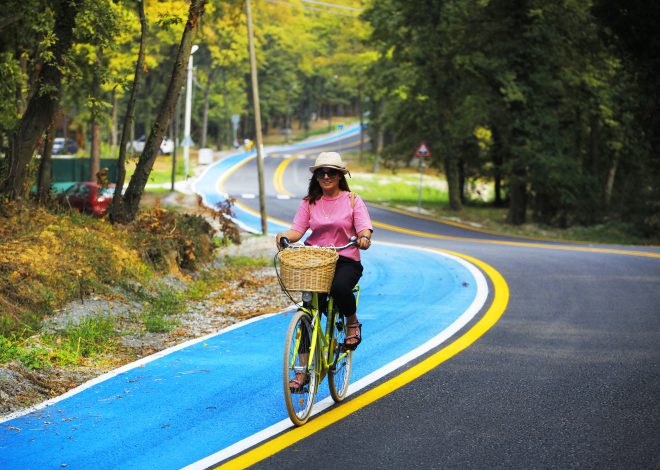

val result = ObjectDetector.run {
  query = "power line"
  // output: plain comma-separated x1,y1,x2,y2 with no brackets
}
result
264,0,361,17
300,0,362,12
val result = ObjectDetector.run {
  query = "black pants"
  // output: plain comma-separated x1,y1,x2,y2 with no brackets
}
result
329,256,363,318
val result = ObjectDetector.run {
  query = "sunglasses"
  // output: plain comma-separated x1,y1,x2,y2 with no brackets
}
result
314,168,340,179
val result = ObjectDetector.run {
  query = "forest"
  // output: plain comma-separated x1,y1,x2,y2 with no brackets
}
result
0,0,658,235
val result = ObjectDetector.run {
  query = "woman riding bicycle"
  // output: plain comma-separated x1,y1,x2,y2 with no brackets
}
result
276,151,373,354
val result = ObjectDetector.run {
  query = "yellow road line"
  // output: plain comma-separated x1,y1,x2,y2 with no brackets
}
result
371,203,568,242
218,157,658,260
372,220,660,259
216,250,509,469
273,155,297,196
233,201,658,259
216,155,256,196
235,200,291,227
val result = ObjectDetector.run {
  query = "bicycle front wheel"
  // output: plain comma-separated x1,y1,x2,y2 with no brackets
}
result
328,313,353,402
283,310,319,426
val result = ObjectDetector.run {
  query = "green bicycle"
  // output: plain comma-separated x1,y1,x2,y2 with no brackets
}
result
276,237,359,426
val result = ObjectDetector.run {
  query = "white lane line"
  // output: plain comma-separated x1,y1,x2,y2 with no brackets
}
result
182,241,489,469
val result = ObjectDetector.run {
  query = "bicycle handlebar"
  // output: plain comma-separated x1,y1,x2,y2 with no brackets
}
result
279,236,358,252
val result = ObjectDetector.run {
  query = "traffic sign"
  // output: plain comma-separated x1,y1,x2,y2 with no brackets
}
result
415,141,431,157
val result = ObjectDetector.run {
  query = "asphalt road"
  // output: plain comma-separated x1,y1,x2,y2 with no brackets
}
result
221,136,660,468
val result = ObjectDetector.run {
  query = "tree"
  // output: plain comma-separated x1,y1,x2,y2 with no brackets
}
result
363,0,478,211
592,0,660,234
110,0,148,223
0,0,81,200
114,0,207,223
364,0,640,228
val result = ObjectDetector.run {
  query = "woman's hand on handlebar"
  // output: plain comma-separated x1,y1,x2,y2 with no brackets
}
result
275,233,286,251
356,230,372,250
276,230,302,250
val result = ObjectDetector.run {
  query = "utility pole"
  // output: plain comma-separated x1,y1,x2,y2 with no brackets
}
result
246,0,268,235
183,44,199,179
171,94,181,191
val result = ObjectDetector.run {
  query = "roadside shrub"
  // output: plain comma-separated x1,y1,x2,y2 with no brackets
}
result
0,336,50,369
59,316,116,358
131,205,217,270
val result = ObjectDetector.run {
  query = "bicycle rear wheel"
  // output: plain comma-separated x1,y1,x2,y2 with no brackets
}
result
328,313,353,402
283,310,319,426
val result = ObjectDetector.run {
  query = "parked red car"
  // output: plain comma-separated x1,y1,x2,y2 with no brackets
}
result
59,182,116,216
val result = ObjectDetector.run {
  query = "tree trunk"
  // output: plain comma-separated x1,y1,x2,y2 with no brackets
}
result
90,122,101,179
507,172,527,225
589,112,600,176
119,0,207,222
110,88,118,155
604,152,619,209
491,126,505,207
89,48,102,180
373,128,383,173
109,0,148,223
372,98,384,173
358,86,364,162
37,120,56,204
16,52,28,115
446,153,463,211
0,0,79,200
458,157,466,205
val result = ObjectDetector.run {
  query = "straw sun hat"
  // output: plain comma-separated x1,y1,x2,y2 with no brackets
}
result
309,152,350,176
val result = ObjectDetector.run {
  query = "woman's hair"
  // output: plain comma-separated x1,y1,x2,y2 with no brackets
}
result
305,174,350,204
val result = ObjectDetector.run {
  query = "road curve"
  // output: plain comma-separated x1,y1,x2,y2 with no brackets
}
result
0,125,503,470
215,134,660,469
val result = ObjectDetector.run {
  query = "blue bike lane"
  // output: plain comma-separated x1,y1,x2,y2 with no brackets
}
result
0,130,489,469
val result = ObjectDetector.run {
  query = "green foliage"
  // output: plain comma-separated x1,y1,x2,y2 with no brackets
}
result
363,0,659,235
156,14,184,29
142,313,177,333
0,336,51,370
0,315,117,369
223,256,270,268
142,286,184,333
2,0,657,237
147,288,184,317
59,315,116,358
0,54,21,135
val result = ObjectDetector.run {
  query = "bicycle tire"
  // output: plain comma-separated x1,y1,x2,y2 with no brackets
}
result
328,312,353,402
283,310,319,426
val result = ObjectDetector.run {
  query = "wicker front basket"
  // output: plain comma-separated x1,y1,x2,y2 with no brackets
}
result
277,247,339,292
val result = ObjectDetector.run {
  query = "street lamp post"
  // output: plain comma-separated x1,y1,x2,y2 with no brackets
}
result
246,0,268,235
183,44,199,179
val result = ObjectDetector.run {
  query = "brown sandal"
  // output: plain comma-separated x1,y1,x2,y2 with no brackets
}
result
289,371,309,394
343,322,362,351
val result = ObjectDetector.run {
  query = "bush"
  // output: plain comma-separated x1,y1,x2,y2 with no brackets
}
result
131,206,217,270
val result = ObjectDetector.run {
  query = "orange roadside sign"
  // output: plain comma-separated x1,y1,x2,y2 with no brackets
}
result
415,141,431,157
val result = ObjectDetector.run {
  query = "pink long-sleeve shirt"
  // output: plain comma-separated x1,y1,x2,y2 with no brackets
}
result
291,191,373,261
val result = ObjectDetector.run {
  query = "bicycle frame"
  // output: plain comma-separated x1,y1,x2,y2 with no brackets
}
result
291,285,360,388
